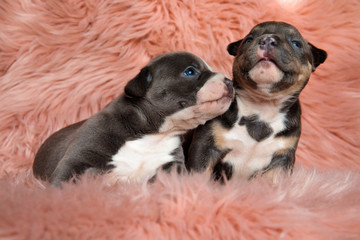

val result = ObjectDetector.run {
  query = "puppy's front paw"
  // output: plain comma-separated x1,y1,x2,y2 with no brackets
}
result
161,161,187,175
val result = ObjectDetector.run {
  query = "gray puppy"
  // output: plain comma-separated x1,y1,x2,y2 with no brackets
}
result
33,52,234,186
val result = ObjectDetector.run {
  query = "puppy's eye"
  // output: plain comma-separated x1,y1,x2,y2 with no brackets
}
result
184,67,198,76
291,40,302,48
245,37,253,43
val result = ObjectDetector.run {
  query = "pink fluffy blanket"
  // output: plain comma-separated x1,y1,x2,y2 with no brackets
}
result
0,0,359,239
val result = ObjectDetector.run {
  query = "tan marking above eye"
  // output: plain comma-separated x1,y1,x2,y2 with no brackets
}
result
286,28,297,36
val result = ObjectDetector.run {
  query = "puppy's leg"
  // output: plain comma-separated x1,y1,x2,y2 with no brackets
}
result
161,161,187,174
147,161,187,184
49,157,91,186
268,150,296,173
186,124,227,175
263,166,283,181
49,162,74,187
254,149,295,183
163,144,187,174
212,161,233,183
33,121,85,180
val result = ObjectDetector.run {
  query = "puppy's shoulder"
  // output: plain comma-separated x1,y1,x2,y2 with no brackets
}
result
276,99,302,138
200,100,239,149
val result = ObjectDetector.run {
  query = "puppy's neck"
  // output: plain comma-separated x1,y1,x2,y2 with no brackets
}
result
237,88,280,104
109,96,165,135
236,88,298,114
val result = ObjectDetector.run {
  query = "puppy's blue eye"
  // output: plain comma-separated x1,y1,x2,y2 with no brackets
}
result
291,40,302,48
245,37,253,43
184,67,197,76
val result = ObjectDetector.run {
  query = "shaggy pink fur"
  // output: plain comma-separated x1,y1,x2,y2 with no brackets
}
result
0,0,359,239
1,169,360,239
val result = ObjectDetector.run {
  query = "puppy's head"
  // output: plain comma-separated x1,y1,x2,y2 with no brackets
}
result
124,51,234,133
227,21,327,100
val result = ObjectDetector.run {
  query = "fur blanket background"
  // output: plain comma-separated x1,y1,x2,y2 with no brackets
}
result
0,0,359,239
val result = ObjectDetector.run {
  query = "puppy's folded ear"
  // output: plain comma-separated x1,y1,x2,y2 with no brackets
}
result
308,42,327,71
124,67,152,98
227,39,243,56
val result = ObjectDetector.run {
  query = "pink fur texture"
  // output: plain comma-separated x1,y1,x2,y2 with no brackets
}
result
0,0,359,239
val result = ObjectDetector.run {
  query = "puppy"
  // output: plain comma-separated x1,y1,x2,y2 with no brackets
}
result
33,51,234,186
186,22,327,181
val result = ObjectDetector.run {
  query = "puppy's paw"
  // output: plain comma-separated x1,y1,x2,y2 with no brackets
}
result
262,166,288,185
161,161,187,175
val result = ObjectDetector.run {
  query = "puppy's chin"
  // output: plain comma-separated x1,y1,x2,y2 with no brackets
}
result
248,60,284,85
196,94,233,119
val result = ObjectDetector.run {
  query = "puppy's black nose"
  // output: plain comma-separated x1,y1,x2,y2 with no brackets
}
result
259,36,278,50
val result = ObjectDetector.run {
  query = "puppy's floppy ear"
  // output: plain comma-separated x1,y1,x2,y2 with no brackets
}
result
308,42,327,71
124,67,152,98
227,39,243,56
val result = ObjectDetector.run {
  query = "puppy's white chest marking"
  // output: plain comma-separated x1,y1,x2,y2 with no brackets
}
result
108,134,180,183
221,96,287,178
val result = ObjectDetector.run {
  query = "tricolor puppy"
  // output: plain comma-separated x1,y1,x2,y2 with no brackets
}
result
33,51,234,186
186,22,327,181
